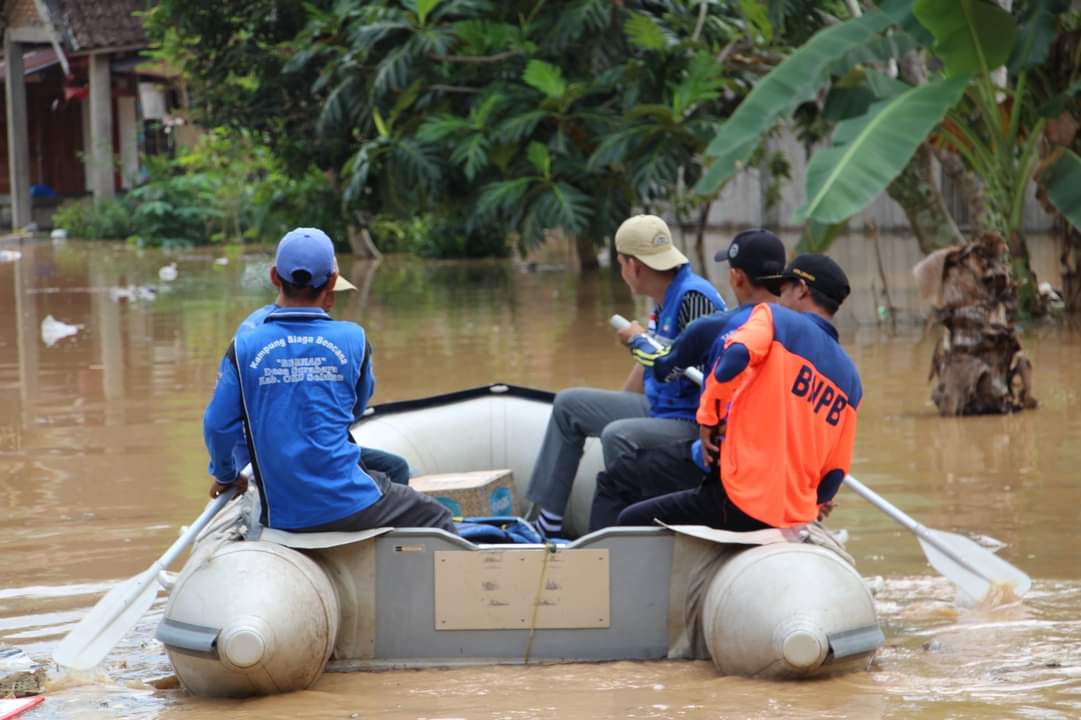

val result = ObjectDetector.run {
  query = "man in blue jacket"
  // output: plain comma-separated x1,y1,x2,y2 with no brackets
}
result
203,228,455,533
234,259,410,486
527,215,725,538
589,229,786,530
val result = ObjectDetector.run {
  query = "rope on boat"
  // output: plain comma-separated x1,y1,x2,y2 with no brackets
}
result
523,541,557,664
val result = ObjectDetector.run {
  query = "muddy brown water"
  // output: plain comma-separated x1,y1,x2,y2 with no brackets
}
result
1,237,1079,719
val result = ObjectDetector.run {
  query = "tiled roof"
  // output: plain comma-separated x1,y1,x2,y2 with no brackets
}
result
47,0,147,52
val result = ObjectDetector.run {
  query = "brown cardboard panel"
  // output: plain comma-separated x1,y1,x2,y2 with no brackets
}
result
434,549,610,630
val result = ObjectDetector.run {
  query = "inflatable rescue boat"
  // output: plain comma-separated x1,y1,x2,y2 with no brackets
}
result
156,384,884,697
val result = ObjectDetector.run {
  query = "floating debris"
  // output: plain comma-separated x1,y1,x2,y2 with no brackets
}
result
971,533,1008,551
40,315,82,347
0,249,22,263
158,262,178,282
213,257,229,266
108,285,157,303
0,646,45,697
50,228,68,240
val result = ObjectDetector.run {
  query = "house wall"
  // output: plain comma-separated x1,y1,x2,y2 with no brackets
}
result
0,64,85,195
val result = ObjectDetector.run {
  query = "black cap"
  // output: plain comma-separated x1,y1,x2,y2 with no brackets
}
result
714,229,787,281
770,254,851,304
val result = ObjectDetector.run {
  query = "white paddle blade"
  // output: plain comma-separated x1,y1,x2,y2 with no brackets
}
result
918,529,1032,605
53,567,161,670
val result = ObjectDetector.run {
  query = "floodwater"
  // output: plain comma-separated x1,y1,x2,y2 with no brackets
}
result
1,235,1080,719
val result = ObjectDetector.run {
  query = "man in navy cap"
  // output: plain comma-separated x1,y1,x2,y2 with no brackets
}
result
233,248,410,487
203,228,456,533
589,229,787,531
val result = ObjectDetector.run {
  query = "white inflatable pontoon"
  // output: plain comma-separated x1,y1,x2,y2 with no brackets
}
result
156,384,884,697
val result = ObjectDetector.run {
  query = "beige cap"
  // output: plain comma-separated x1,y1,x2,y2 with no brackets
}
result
332,256,357,292
614,215,688,271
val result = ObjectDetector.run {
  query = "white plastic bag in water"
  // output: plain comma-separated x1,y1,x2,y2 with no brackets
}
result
40,314,82,347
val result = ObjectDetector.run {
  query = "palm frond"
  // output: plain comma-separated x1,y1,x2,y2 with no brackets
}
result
533,181,593,234
391,139,442,193
373,45,415,97
494,110,548,143
523,60,567,99
450,133,491,180
477,176,535,217
416,113,474,142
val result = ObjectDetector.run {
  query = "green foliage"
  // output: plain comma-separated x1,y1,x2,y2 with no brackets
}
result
696,10,895,195
703,0,1080,236
369,210,507,258
147,0,849,258
796,219,846,253
1008,0,1071,72
53,198,135,240
60,130,345,247
1041,150,1081,231
142,0,327,173
913,0,1016,77
739,0,775,43
624,12,668,51
796,76,970,224
523,60,567,100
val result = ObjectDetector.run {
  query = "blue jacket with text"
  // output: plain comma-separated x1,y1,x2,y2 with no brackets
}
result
203,306,382,530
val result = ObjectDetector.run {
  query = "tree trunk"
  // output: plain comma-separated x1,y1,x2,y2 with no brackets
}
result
927,232,1036,415
346,223,382,259
575,232,599,271
886,144,965,254
1060,223,1081,312
694,201,711,270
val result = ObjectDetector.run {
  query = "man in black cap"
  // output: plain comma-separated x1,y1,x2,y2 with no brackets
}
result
589,229,787,531
616,253,861,533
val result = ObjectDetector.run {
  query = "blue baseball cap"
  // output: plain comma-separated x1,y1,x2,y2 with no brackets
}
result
275,228,335,289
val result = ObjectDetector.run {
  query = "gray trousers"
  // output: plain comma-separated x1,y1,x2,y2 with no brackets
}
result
526,387,698,515
297,472,457,535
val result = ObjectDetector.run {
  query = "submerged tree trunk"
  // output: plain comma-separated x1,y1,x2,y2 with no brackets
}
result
923,232,1036,415
575,232,599,272
345,222,382,260
1060,223,1081,312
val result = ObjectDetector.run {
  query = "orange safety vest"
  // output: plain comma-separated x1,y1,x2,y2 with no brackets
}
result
696,303,861,527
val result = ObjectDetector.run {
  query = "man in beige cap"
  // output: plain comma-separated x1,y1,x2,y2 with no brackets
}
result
527,214,725,538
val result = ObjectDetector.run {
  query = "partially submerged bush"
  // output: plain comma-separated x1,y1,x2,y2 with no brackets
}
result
56,129,346,247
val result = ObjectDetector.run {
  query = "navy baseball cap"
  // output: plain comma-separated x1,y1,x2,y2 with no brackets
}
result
275,228,335,289
773,254,851,304
714,229,786,285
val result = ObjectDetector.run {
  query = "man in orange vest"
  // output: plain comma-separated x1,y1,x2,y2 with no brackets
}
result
617,254,860,530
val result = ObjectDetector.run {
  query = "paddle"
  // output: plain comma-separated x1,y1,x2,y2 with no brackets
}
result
609,314,1031,603
53,486,238,670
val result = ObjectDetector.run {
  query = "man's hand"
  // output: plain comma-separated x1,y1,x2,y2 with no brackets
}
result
209,474,247,500
616,320,647,345
817,500,837,522
699,423,723,466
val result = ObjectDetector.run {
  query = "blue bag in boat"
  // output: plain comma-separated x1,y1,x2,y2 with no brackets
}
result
455,516,550,544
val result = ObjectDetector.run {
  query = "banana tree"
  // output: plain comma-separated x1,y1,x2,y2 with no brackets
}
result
696,0,1081,415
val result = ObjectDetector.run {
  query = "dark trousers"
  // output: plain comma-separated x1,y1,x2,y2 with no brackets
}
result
616,472,771,532
360,448,411,485
296,472,457,534
589,440,705,532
